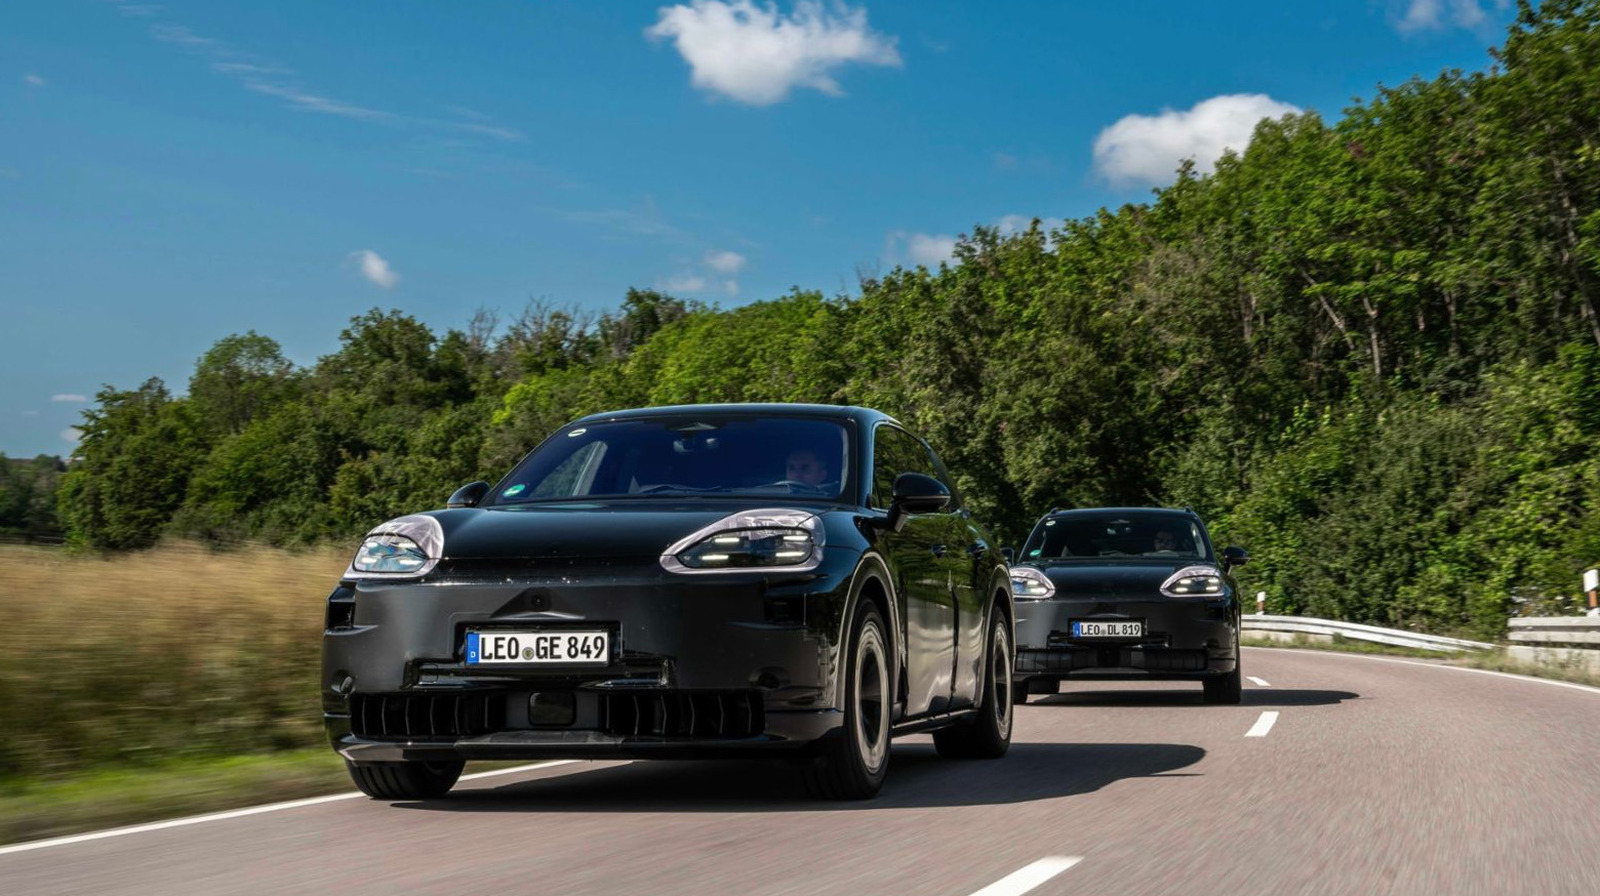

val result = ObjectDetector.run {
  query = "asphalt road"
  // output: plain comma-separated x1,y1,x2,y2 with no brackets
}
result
6,647,1600,896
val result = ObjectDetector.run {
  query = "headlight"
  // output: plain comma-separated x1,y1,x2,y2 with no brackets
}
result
345,514,443,578
1010,567,1055,599
661,509,824,574
1161,565,1225,597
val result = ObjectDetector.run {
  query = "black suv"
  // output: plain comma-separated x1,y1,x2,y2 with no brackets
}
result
322,404,1014,800
1009,507,1249,704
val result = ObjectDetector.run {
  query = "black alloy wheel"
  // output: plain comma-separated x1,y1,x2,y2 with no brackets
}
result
933,610,1014,759
804,600,891,800
346,759,465,800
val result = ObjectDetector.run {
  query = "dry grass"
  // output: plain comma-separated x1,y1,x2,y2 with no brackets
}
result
0,542,349,780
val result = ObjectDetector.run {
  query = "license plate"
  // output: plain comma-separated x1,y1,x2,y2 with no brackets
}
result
1071,620,1144,638
466,630,610,665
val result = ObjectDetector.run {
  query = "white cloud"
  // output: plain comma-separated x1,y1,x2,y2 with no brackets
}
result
246,81,392,121
150,24,218,48
351,250,400,289
660,274,708,293
24,74,45,87
1093,93,1302,187
704,249,746,274
61,427,83,444
1396,0,1508,32
886,231,957,268
50,394,88,403
647,1,901,105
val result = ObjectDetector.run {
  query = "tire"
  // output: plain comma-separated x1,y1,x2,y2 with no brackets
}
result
1203,634,1243,705
346,758,465,800
803,601,892,800
933,611,1014,759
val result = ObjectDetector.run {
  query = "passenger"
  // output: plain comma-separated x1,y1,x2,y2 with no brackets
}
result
785,447,831,487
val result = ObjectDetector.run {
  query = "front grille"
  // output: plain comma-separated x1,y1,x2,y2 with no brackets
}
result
349,692,506,740
1018,648,1208,673
599,690,764,738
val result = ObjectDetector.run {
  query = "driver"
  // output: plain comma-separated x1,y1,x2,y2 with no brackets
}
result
785,448,830,487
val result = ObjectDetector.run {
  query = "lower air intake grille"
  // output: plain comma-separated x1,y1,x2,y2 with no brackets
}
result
350,692,505,740
600,691,764,738
1017,648,1209,673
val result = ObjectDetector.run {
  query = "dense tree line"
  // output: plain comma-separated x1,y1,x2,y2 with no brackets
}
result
0,455,64,540
58,3,1600,637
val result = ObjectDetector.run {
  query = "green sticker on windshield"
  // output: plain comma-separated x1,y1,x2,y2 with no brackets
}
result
503,483,526,496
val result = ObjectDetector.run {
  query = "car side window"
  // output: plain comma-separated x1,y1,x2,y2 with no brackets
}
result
871,424,934,509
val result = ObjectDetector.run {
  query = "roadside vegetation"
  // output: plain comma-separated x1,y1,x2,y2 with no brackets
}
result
0,543,343,780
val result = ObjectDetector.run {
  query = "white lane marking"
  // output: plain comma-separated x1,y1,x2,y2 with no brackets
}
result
1247,676,1271,687
1251,647,1600,697
969,857,1083,896
0,760,580,857
1245,711,1279,737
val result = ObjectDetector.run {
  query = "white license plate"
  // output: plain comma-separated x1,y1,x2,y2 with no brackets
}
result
466,630,610,665
1071,620,1144,638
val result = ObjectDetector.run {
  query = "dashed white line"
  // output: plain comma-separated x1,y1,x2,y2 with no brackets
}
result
1247,676,1271,687
969,857,1083,896
0,760,580,857
1245,711,1279,737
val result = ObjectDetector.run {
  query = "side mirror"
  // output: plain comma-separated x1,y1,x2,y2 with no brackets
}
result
1000,546,1015,564
882,472,950,532
447,480,491,508
1223,545,1249,568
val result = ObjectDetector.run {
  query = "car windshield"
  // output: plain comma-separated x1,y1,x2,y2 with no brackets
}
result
1020,511,1210,562
489,417,851,503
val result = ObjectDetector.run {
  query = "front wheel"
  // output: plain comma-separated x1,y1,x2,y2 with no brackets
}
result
1203,635,1243,705
803,601,892,800
933,612,1014,759
346,759,464,800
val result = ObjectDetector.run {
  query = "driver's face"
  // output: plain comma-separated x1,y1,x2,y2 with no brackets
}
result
786,451,827,486
1153,531,1176,550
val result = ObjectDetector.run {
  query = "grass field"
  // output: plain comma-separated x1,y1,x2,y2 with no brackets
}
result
0,542,348,781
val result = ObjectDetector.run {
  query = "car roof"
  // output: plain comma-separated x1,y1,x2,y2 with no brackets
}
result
1041,506,1201,521
569,402,898,428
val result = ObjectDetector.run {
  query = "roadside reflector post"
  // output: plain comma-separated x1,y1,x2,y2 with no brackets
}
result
1256,591,1266,616
1585,568,1599,617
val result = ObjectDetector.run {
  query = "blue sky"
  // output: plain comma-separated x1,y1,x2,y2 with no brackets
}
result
1,0,1519,457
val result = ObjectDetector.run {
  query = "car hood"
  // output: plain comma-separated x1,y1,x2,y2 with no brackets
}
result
1021,560,1218,598
416,501,806,561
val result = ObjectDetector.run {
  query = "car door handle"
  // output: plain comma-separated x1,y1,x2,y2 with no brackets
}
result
930,544,947,559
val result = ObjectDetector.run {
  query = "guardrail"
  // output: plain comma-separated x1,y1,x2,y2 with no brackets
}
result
1241,614,1495,653
1506,616,1600,674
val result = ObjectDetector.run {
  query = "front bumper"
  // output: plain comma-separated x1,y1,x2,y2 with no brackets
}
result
321,558,856,760
1012,596,1238,682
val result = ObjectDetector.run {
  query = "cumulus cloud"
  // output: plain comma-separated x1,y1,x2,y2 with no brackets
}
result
1396,0,1508,32
351,250,400,288
51,394,88,403
61,427,83,444
24,74,45,87
1093,93,1302,187
647,1,901,105
704,249,746,274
